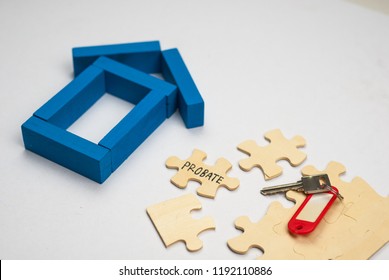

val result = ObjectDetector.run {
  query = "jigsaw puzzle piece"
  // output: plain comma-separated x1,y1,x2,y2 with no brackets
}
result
228,201,305,259
166,149,239,198
238,129,306,180
237,140,283,179
146,194,215,252
228,215,274,255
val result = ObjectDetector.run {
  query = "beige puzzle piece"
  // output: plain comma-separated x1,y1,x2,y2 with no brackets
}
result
166,149,240,198
146,194,215,252
227,191,306,260
237,129,306,180
228,161,389,259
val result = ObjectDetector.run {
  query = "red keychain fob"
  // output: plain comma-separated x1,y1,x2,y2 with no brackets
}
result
288,187,339,235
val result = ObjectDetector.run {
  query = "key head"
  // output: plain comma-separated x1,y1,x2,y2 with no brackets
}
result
301,174,331,194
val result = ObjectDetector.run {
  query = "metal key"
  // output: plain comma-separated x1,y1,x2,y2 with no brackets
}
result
261,174,344,200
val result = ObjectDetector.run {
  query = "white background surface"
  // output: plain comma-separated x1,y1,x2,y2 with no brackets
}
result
0,0,388,260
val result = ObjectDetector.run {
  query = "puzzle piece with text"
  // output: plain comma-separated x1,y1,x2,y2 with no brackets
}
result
166,149,240,198
237,129,306,180
228,161,389,259
146,194,215,252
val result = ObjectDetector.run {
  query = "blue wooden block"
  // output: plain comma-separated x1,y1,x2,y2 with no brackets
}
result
73,41,162,77
161,48,204,128
22,116,112,183
34,66,105,129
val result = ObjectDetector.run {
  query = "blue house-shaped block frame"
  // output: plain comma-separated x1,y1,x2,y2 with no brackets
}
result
22,41,204,183
22,57,177,183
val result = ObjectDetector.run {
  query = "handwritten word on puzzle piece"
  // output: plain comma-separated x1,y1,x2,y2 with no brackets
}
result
166,149,240,198
228,161,389,259
237,129,306,180
146,194,215,252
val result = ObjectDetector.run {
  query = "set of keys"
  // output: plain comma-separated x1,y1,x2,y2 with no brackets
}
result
260,174,344,235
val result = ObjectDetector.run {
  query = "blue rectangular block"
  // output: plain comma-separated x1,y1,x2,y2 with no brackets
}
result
99,89,167,171
34,66,105,129
22,116,112,183
73,41,162,76
93,56,177,117
161,48,204,128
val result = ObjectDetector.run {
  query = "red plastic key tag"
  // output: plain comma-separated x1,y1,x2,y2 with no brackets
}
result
288,187,339,235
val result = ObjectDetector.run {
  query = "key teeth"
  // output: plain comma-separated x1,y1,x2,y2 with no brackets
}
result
260,179,304,195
